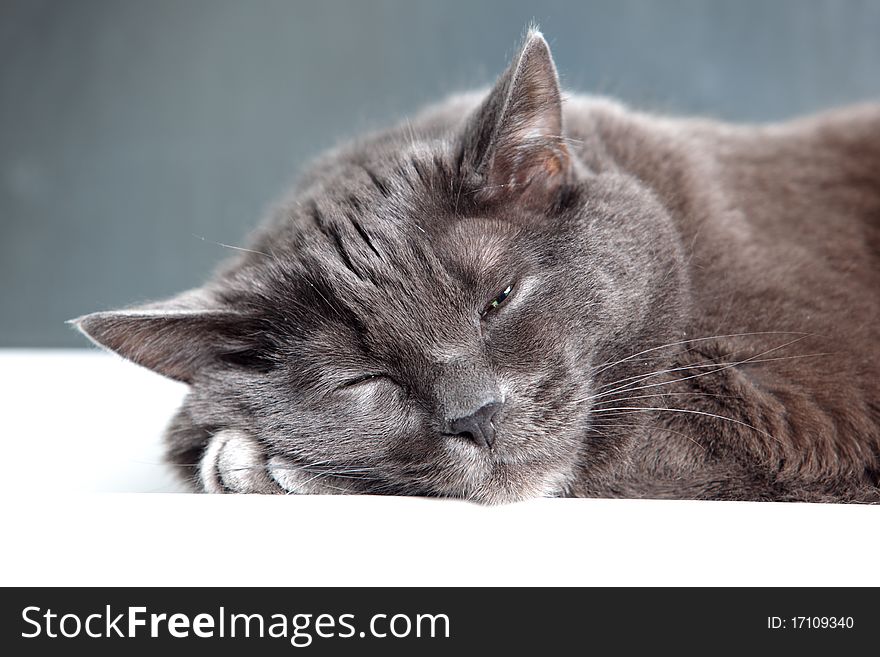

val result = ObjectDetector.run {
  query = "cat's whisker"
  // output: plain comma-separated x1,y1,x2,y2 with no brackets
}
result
292,456,354,468
589,406,779,443
192,233,275,259
584,351,834,405
211,455,382,486
581,363,735,404
593,334,809,381
594,358,748,392
286,480,353,495
590,330,816,377
298,469,382,480
589,421,706,450
263,464,380,477
301,465,379,473
294,458,380,472
593,391,744,406
305,472,384,482
590,351,797,396
262,459,385,493
194,454,381,494
283,469,354,495
585,336,824,402
132,460,202,468
574,352,828,407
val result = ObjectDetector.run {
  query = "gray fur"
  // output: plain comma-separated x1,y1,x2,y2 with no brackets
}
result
74,30,880,503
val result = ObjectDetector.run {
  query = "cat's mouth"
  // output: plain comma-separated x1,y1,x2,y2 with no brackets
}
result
417,382,588,502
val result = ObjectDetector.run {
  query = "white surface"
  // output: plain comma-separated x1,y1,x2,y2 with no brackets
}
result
1,349,879,586
1,349,188,494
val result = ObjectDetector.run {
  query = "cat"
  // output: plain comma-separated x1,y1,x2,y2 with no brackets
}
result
73,29,880,503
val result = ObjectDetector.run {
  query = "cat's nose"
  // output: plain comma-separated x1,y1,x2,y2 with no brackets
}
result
445,401,502,448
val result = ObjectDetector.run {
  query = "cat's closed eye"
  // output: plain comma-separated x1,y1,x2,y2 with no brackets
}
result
338,373,400,390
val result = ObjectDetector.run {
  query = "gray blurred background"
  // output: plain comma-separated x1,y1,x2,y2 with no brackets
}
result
3,0,880,347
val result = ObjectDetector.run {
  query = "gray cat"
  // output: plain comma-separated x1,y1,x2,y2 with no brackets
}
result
74,30,880,503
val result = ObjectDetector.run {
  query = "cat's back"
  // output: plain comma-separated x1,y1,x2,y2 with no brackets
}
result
559,97,880,491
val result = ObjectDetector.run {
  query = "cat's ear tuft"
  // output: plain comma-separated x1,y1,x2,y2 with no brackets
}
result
70,293,256,383
462,29,571,207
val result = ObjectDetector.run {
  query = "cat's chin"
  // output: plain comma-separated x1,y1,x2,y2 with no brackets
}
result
447,471,574,505
455,463,575,504
198,429,575,503
434,435,577,504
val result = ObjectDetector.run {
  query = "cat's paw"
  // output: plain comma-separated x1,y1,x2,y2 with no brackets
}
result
199,430,286,494
198,430,356,495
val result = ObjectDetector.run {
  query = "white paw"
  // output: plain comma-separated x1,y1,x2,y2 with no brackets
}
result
199,430,285,494
199,430,355,494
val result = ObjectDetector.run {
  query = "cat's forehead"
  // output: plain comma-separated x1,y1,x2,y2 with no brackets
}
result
234,143,531,353
287,148,519,282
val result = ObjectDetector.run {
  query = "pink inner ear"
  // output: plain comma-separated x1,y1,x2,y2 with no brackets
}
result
476,32,572,206
482,134,570,206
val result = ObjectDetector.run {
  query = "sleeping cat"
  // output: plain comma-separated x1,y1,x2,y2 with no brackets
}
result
74,30,880,503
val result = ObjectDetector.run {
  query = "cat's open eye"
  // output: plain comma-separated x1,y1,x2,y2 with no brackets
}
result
481,283,514,318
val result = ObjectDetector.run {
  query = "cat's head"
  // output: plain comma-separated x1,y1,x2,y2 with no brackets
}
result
74,30,688,502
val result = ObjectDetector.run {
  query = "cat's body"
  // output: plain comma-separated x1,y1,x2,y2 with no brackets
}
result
76,31,880,503
567,100,880,501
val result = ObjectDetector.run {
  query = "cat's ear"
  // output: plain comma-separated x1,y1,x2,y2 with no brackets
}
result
70,290,258,383
462,29,571,207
